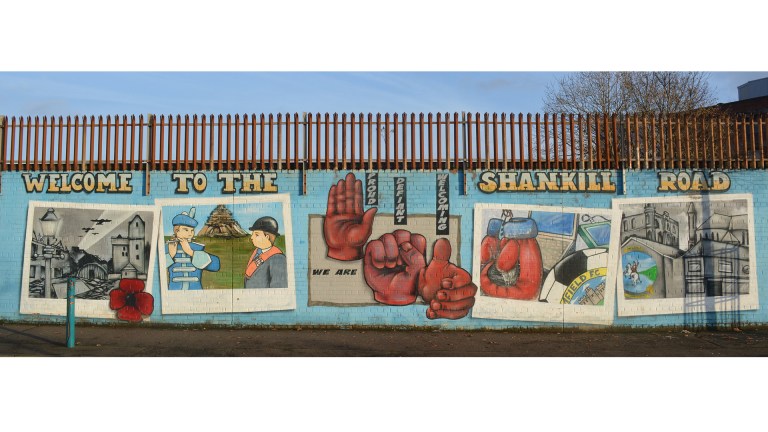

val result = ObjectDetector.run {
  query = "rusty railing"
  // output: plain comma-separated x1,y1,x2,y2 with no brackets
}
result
1,112,766,172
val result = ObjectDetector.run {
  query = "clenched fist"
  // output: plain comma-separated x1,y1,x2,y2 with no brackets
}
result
480,218,543,300
324,172,378,261
363,230,427,305
418,238,478,320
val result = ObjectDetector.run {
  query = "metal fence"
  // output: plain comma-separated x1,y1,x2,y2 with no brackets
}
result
1,112,766,171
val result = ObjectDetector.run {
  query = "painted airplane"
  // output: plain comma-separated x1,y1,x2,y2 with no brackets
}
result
82,227,95,233
91,218,112,225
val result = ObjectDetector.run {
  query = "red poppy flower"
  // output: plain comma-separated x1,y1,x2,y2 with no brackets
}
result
109,279,154,322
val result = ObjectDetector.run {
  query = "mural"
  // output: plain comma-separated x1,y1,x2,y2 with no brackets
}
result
156,195,296,314
614,194,758,316
5,170,763,328
471,203,621,324
20,201,159,319
309,173,477,320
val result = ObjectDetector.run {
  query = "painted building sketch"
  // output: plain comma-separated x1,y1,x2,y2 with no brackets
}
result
614,194,758,316
309,172,477,320
20,201,160,319
156,195,296,314
471,203,621,324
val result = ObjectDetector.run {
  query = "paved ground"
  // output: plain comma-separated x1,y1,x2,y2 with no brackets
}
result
2,323,768,356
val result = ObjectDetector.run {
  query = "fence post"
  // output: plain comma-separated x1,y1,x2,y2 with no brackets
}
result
460,111,467,195
1,115,6,171
145,114,155,196
301,112,307,195
0,115,5,193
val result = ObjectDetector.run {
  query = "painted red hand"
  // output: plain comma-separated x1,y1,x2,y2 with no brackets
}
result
324,172,378,261
363,230,427,305
418,238,478,320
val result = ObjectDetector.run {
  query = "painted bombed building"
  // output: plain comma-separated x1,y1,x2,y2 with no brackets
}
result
683,209,750,297
110,215,147,280
684,240,750,296
621,204,679,247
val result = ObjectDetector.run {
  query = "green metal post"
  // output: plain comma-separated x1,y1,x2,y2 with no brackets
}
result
66,277,75,348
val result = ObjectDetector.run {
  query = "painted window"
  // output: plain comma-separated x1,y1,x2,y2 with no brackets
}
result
530,212,575,236
719,259,733,273
686,281,705,294
688,260,701,272
582,223,611,246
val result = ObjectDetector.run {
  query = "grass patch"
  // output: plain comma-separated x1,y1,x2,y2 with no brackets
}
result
164,235,287,289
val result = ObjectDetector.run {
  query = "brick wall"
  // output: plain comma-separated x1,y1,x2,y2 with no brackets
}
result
0,168,765,328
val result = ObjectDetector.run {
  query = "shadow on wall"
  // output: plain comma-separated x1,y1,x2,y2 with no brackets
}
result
683,189,742,330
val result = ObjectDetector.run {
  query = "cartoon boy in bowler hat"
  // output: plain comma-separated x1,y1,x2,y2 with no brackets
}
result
165,207,220,290
244,216,288,288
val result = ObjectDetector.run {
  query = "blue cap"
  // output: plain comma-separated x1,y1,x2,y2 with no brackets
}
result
172,207,198,228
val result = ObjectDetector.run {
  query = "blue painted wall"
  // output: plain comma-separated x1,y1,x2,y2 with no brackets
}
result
1,169,765,328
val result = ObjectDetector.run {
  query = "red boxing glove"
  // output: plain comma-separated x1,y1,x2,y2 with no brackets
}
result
323,172,378,261
480,235,500,267
418,239,478,320
363,230,427,305
480,219,543,300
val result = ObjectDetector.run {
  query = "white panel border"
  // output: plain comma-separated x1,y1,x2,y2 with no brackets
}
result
471,202,621,325
20,201,161,319
613,193,759,316
155,194,296,315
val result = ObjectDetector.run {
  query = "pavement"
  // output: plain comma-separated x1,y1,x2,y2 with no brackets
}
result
2,323,768,356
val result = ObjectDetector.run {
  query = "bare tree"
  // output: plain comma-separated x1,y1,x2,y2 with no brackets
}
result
542,72,719,166
543,72,633,114
543,71,716,115
625,72,716,114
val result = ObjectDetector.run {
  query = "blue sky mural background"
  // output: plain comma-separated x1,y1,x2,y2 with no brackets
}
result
160,202,285,238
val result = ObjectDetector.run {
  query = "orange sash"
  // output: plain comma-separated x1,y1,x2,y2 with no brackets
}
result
245,247,283,278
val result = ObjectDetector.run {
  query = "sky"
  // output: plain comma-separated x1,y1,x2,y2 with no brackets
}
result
1,1,766,119
2,71,767,117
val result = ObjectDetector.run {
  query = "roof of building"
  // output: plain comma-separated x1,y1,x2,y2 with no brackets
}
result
684,239,749,258
621,236,684,259
697,213,748,231
710,95,768,114
120,263,137,272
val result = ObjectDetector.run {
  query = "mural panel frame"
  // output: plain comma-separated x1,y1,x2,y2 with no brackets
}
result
613,194,758,316
20,200,161,319
156,195,296,315
471,203,622,325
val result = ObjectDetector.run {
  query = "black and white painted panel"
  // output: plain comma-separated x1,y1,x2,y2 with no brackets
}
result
20,201,160,319
613,194,758,316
